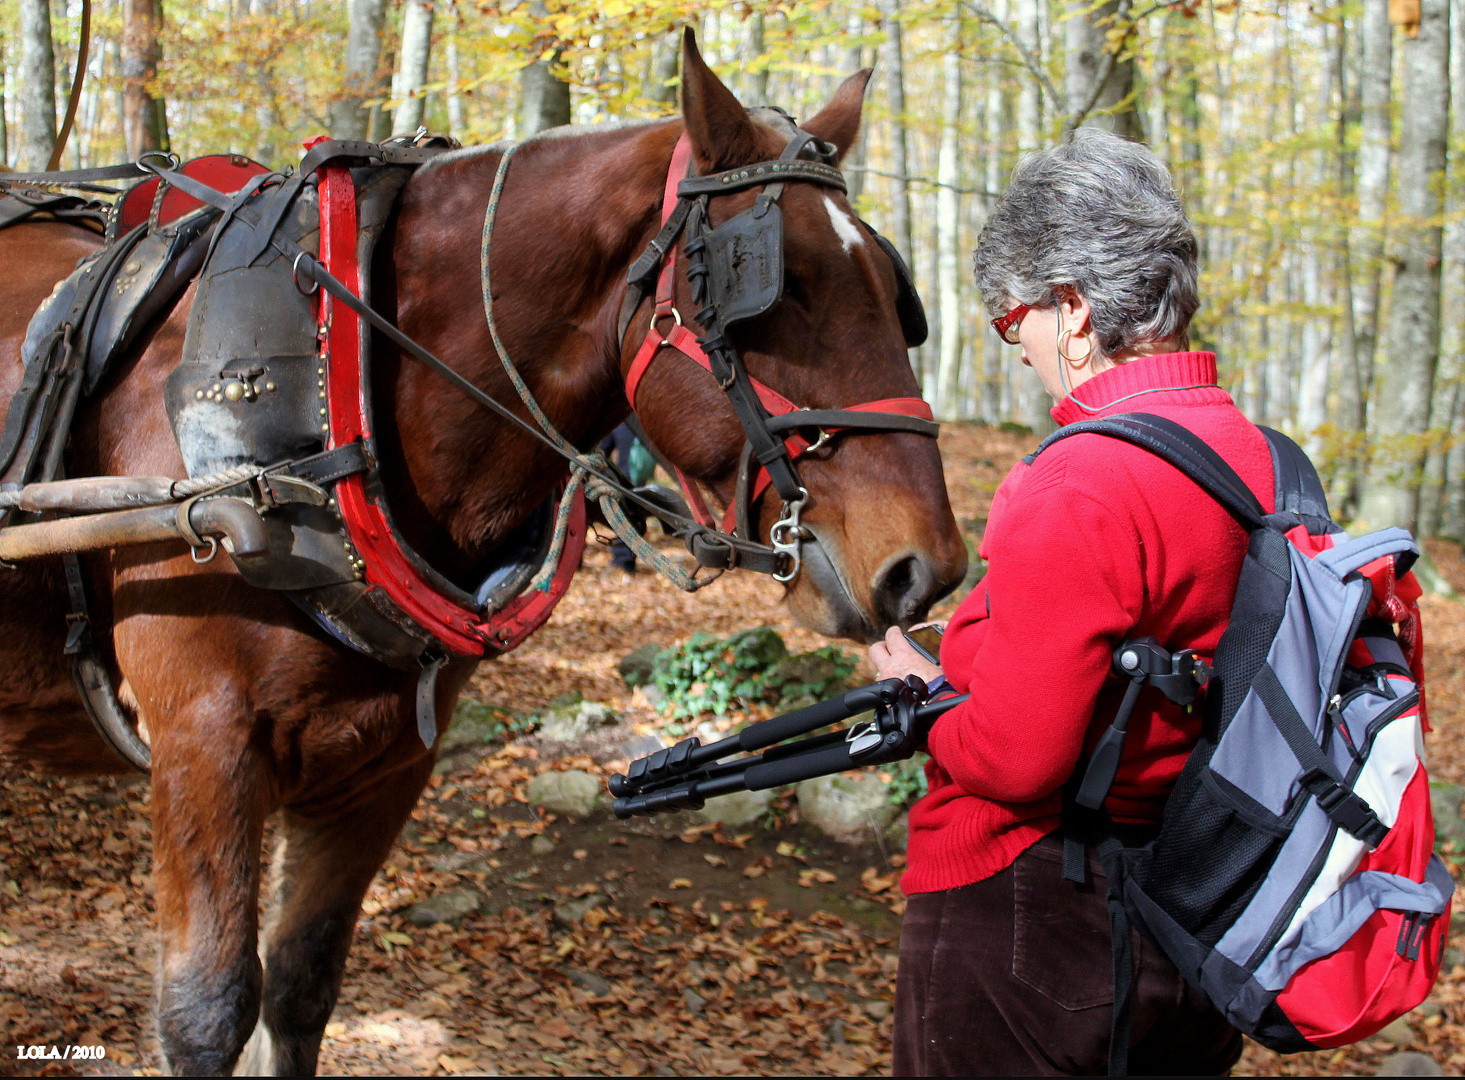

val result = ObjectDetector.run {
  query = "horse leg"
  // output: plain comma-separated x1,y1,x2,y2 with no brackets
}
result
149,714,271,1075
238,758,435,1076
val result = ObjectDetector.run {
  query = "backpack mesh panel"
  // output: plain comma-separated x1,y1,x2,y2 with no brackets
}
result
1126,554,1289,943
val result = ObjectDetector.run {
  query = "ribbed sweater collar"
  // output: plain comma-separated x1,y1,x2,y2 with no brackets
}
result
1049,352,1225,426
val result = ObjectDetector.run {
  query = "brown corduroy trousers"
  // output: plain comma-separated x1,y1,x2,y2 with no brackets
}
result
893,835,1244,1076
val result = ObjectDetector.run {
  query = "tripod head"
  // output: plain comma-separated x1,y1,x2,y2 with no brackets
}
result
608,675,967,819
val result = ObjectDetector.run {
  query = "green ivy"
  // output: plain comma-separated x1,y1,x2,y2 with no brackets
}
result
886,756,929,808
650,629,857,720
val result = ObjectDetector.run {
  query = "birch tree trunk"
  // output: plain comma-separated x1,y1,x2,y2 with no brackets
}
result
1353,0,1394,425
19,0,57,171
1361,0,1451,530
984,59,1006,422
1065,0,1141,140
519,1,571,137
644,31,679,105
844,12,867,203
445,18,464,135
1444,0,1465,538
879,0,918,382
1016,0,1042,148
748,14,769,105
1,40,10,166
391,0,434,134
332,0,385,140
1435,0,1465,536
1331,6,1366,512
934,33,964,421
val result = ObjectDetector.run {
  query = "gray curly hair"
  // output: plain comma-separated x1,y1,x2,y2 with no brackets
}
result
973,127,1199,356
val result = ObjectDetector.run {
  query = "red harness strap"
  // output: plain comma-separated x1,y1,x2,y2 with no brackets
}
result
314,143,585,658
625,133,935,536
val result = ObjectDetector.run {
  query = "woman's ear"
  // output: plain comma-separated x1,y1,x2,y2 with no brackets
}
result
1056,286,1094,338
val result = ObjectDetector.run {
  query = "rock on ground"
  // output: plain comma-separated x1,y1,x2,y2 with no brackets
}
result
538,701,620,743
1376,1051,1445,1076
1376,1016,1417,1047
1431,782,1465,846
618,643,662,687
406,887,484,927
693,788,773,828
527,769,602,816
797,774,898,844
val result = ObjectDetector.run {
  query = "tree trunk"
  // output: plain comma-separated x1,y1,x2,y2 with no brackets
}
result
19,0,57,171
1444,0,1465,538
844,12,867,203
1064,0,1141,139
748,13,769,105
935,35,964,421
1354,0,1394,427
519,2,571,137
644,30,679,105
1361,0,1451,530
391,0,434,135
121,0,168,157
878,0,917,380
1017,0,1042,148
1331,4,1366,512
332,0,385,141
985,56,1007,422
1,38,10,166
445,14,464,135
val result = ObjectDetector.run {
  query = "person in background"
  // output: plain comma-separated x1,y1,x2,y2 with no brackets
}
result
869,128,1261,1075
599,422,655,574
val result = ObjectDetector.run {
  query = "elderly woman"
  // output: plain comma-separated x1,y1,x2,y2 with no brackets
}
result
871,128,1261,1075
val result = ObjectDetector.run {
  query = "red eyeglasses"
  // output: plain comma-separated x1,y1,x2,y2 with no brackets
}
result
990,303,1032,345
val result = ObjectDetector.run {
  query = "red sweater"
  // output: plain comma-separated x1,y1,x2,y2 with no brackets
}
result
903,352,1276,895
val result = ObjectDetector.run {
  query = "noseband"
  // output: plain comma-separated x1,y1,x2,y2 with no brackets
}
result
620,129,939,582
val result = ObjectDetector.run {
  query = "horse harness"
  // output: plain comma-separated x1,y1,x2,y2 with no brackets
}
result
616,129,936,581
0,121,938,769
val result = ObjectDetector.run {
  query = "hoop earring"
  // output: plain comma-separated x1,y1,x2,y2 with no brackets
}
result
1058,329,1093,366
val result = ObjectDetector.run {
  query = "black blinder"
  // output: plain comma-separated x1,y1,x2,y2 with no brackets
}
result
871,231,929,348
701,203,784,327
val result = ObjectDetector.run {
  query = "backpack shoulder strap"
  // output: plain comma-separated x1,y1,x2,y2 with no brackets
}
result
1258,425,1340,533
1027,412,1268,530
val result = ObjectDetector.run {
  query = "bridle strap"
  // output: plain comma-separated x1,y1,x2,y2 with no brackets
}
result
623,132,937,550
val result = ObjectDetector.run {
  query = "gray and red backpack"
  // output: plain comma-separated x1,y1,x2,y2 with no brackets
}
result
1029,413,1452,1075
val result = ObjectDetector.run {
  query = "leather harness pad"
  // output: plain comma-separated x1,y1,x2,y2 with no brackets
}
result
702,202,784,326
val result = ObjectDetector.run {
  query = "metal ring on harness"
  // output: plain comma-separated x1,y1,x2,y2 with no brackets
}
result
174,493,218,563
769,487,809,584
136,149,182,175
652,307,682,346
292,250,320,296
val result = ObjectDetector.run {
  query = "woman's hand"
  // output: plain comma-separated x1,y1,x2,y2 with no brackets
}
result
868,624,945,685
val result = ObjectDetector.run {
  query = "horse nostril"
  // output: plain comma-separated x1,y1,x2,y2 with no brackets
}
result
872,553,934,626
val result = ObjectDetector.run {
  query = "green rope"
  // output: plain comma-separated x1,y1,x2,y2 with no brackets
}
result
480,143,572,453
482,144,709,596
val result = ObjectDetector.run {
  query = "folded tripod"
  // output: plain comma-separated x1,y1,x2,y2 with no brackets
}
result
608,636,1211,819
609,676,967,819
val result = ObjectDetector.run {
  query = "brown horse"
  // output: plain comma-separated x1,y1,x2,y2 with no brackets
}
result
0,39,964,1075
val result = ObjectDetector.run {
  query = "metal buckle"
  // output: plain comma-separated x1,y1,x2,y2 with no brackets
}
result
292,251,320,296
769,487,809,583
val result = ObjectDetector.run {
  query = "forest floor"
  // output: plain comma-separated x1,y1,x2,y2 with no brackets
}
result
1,423,1465,1076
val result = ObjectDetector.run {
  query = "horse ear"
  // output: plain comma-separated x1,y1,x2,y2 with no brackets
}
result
800,69,873,163
680,27,761,172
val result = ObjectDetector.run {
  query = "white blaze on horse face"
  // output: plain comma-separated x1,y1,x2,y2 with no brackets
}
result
822,196,865,254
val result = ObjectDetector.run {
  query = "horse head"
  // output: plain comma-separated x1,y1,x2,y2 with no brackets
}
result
625,34,967,641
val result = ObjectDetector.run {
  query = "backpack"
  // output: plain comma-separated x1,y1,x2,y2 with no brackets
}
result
1027,412,1452,1076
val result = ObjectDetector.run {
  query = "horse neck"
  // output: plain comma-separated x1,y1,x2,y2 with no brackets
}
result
371,122,679,582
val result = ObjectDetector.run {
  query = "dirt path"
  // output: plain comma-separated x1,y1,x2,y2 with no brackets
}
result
2,425,1465,1076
